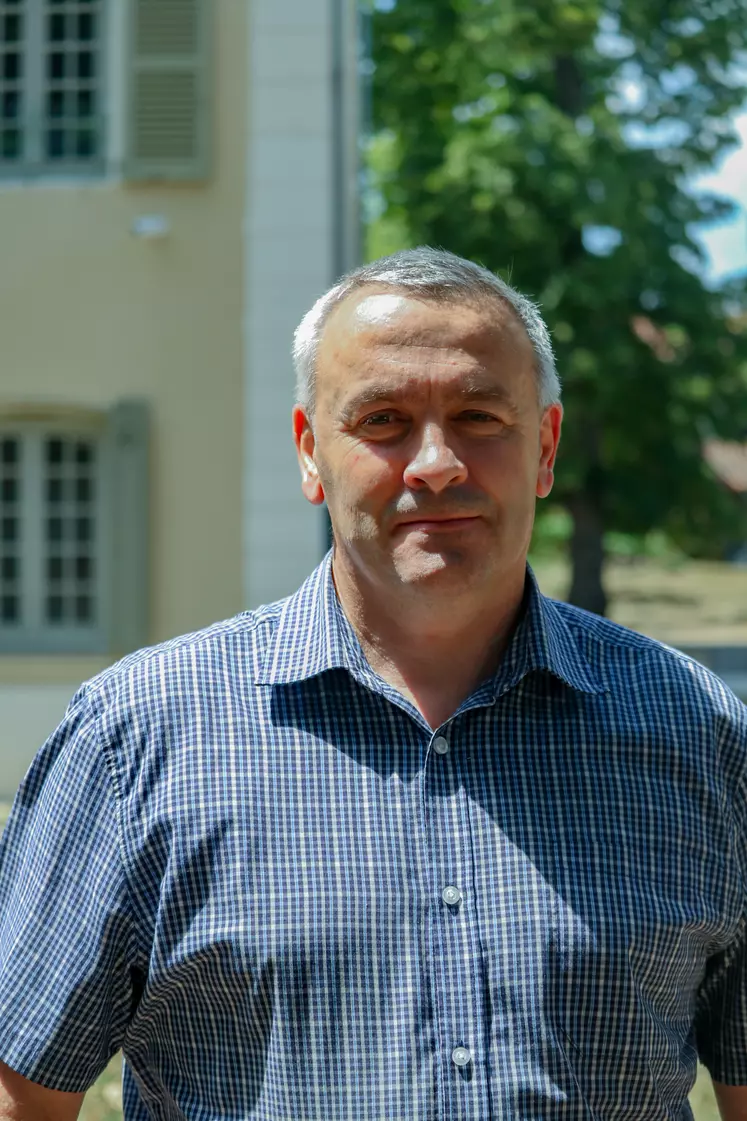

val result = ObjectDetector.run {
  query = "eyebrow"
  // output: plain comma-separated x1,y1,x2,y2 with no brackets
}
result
339,381,519,418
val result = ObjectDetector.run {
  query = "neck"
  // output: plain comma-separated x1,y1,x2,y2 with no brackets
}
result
331,553,527,729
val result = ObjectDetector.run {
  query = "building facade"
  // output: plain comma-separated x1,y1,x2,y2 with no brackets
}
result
0,0,359,797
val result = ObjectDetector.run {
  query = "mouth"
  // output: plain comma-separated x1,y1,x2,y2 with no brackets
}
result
395,515,481,532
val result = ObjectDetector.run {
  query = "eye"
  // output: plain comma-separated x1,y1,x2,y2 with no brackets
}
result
360,411,405,428
459,410,504,425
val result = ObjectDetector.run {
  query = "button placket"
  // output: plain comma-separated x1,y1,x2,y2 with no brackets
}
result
425,724,484,1108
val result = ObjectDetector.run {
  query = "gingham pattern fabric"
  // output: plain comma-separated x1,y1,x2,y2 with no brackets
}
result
1,553,747,1121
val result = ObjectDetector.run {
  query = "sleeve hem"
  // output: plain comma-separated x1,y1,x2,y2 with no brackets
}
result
0,1033,108,1095
700,1053,747,1087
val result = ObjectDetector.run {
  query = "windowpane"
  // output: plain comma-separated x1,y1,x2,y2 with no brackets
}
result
48,13,66,42
75,128,93,157
2,91,20,120
46,594,64,623
48,89,64,118
46,127,66,158
78,12,94,41
76,50,93,80
0,429,105,648
75,555,92,580
3,13,21,42
0,437,20,619
47,477,64,503
77,89,93,117
0,429,20,624
30,0,103,170
46,438,64,465
41,433,99,635
47,51,65,80
1,595,18,623
75,476,92,502
75,595,91,621
2,52,21,80
1,129,20,158
1,439,18,465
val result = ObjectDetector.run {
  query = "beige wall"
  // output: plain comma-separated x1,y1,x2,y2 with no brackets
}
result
0,1,247,695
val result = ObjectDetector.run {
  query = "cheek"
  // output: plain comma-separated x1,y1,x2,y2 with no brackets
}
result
471,440,536,492
319,443,401,507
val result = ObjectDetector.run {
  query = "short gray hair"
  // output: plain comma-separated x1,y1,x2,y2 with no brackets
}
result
292,247,561,413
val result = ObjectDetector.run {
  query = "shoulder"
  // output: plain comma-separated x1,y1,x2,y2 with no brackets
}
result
76,598,287,721
547,595,746,729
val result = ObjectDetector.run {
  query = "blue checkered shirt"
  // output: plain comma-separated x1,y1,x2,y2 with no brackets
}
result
1,554,747,1120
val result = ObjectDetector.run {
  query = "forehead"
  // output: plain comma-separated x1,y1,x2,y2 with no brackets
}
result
316,287,536,405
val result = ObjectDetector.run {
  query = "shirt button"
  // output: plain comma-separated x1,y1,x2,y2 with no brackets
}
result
452,1046,471,1067
442,885,462,906
433,736,449,755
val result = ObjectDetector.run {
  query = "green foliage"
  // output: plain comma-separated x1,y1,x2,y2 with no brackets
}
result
368,0,747,560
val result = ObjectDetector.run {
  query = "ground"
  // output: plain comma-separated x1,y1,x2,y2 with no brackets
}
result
3,555,746,1119
531,553,747,646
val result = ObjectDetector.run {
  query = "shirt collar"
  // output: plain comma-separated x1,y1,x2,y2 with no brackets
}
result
255,552,364,686
256,551,606,697
491,566,607,698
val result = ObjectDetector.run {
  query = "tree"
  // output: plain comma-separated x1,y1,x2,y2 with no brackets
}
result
368,0,747,614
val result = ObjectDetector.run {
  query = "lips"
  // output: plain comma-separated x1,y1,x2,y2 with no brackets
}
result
395,515,481,530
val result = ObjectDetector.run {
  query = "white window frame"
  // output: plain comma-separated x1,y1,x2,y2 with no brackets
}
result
0,0,109,179
0,415,111,654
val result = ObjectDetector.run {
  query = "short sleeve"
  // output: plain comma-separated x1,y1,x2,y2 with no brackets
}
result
695,692,747,1084
695,917,747,1083
0,686,142,1093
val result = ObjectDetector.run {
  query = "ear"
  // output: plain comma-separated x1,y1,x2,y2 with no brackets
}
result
292,405,325,505
536,403,563,499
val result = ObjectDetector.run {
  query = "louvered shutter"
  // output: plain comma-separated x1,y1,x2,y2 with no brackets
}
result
107,400,150,654
124,0,212,181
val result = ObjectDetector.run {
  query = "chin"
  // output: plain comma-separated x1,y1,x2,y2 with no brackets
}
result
391,544,482,587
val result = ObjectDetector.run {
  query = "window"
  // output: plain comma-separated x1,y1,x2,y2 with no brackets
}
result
0,403,149,655
0,0,104,176
0,425,107,651
0,0,213,181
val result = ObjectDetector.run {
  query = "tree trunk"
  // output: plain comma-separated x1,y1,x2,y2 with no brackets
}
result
567,494,607,616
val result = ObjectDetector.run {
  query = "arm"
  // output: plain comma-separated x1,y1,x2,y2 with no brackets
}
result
714,1082,747,1121
0,696,138,1112
0,1060,84,1121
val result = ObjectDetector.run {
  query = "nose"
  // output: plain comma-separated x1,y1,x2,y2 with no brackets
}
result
403,423,468,493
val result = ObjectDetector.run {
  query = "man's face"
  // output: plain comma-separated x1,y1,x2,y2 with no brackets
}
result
293,288,562,598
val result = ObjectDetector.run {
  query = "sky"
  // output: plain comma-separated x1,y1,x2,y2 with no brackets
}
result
690,111,747,286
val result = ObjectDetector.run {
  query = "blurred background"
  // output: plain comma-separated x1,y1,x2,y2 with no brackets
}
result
0,0,746,1117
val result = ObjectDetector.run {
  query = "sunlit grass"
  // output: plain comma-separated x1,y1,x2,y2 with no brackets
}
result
79,1053,123,1121
530,553,747,647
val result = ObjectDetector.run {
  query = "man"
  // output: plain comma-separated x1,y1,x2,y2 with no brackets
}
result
1,247,746,1120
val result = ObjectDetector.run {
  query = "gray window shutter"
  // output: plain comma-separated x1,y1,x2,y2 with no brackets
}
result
124,0,212,181
107,400,150,655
